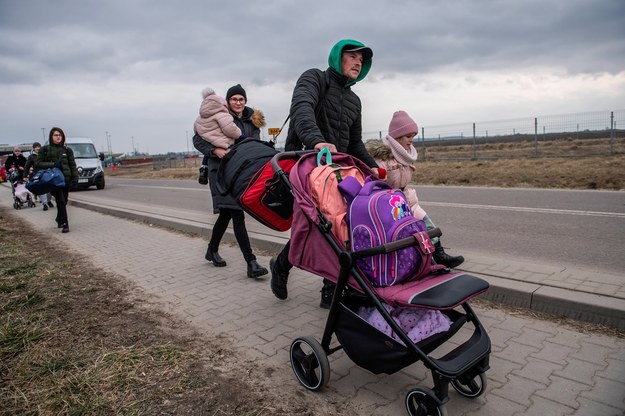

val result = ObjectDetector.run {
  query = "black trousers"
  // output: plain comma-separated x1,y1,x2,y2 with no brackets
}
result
50,185,69,226
209,208,256,263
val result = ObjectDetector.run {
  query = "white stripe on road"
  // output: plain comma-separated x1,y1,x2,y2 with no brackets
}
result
427,201,625,218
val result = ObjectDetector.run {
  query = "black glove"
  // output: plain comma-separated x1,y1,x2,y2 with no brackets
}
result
54,160,62,169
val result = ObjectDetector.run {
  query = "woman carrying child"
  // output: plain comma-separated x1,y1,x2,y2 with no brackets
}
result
366,111,464,268
192,85,268,279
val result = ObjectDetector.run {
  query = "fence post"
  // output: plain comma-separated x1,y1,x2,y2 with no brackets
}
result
534,117,538,156
421,127,427,162
421,127,426,161
610,111,614,155
472,123,476,160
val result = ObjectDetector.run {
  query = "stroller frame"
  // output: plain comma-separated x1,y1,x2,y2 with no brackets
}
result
272,152,491,416
8,170,36,210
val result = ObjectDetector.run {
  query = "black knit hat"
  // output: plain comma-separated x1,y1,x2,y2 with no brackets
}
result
226,84,247,101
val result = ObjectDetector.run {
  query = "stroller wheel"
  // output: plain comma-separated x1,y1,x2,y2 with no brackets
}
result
289,336,330,391
405,387,448,416
13,201,20,210
451,372,487,398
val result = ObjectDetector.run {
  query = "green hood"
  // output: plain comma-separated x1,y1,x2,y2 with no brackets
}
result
327,39,373,87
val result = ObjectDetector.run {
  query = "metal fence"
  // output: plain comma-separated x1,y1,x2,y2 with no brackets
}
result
151,156,202,170
363,109,625,160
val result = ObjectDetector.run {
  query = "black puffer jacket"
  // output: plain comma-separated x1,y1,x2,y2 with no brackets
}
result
284,67,377,169
4,153,27,180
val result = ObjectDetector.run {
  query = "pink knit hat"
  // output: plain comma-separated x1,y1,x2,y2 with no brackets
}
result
388,111,418,139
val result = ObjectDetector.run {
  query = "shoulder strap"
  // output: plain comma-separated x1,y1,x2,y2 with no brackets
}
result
273,71,330,141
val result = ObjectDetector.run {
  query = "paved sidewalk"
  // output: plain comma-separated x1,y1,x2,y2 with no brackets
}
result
2,185,624,415
67,189,625,330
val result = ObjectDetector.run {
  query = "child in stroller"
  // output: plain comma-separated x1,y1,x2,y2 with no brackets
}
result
270,151,491,416
9,173,36,210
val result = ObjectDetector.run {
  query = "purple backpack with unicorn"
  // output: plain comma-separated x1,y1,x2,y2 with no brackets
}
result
339,176,438,287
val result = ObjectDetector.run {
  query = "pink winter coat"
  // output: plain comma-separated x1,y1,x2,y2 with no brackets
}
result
194,89,242,149
366,140,427,219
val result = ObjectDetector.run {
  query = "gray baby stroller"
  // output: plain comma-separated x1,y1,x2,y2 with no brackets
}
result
8,170,36,210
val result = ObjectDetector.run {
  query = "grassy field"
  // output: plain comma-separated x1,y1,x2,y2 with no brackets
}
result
110,137,625,190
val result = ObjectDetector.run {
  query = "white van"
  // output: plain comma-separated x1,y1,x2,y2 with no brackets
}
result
65,137,105,190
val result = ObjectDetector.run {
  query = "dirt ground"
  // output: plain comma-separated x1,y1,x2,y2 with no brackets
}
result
0,210,355,415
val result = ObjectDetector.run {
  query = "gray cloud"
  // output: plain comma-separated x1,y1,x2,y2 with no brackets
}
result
1,0,623,152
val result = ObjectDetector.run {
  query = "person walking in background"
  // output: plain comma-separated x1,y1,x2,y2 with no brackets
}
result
24,141,54,211
193,84,268,279
4,146,27,181
270,39,379,308
366,110,464,268
36,127,78,233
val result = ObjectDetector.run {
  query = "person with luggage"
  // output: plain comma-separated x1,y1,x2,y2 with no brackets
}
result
24,142,54,211
36,127,78,233
366,110,465,268
4,146,27,181
270,39,379,308
192,84,269,279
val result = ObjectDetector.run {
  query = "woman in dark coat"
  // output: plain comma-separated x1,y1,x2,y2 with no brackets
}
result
4,147,27,181
36,127,78,233
193,84,268,278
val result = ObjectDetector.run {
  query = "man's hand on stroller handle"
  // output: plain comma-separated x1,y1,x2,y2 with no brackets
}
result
314,142,337,153
313,143,382,178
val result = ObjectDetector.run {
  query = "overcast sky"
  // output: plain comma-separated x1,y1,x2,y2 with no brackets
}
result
1,0,624,154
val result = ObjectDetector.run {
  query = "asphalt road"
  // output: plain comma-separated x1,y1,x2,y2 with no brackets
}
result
85,178,625,275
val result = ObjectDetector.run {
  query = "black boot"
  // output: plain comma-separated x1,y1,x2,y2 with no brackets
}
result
270,257,289,300
319,280,335,309
205,246,226,267
198,165,208,185
433,241,464,269
247,260,268,278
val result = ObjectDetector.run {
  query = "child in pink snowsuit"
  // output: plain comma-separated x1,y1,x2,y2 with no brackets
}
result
194,87,243,150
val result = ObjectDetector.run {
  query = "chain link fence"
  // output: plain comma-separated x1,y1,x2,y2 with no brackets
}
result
364,110,625,160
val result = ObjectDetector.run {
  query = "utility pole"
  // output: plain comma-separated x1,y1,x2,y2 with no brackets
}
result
105,131,112,156
186,130,189,154
41,128,45,141
131,136,135,156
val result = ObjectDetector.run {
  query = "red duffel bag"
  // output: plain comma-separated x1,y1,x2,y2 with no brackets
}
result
239,157,296,232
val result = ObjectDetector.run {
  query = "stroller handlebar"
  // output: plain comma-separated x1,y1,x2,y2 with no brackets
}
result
270,150,313,174
350,227,443,261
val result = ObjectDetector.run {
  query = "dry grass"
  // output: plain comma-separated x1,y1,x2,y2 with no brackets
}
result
109,138,625,190
0,210,339,416
413,156,625,190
